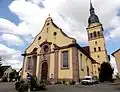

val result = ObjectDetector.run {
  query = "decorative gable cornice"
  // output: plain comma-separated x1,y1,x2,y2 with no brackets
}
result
39,40,52,47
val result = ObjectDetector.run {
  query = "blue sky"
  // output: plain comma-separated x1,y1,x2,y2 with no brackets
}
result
0,0,120,71
0,0,20,24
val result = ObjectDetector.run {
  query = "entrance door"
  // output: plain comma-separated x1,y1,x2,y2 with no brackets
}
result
41,62,48,80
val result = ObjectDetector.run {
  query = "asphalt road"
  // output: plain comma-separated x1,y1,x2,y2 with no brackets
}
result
0,82,120,92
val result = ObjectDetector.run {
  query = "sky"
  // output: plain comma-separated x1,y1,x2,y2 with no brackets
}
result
0,0,119,73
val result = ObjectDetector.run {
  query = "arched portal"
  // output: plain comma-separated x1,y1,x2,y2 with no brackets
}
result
41,62,48,80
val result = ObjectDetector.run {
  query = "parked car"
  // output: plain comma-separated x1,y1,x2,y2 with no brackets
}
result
81,76,99,85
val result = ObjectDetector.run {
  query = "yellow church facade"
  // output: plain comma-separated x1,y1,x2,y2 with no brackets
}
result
21,2,109,82
21,17,98,82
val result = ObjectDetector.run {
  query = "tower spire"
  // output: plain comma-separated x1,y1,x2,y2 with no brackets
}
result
90,0,95,15
88,0,100,25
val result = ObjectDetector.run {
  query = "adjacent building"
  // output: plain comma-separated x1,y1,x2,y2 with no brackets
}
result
21,1,108,82
0,66,13,82
112,49,120,76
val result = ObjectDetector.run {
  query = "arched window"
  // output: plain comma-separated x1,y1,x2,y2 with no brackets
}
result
80,54,83,70
62,51,69,68
95,41,97,45
90,33,93,38
32,48,37,52
98,31,100,36
94,48,96,52
94,31,97,37
98,47,101,51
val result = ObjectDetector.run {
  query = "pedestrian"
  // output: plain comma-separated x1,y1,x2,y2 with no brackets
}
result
26,72,32,92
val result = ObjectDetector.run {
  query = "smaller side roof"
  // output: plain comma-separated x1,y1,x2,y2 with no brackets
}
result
82,46,90,55
75,43,99,64
0,66,11,72
111,48,120,57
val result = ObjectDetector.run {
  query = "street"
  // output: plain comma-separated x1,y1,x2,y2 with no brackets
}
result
0,82,120,92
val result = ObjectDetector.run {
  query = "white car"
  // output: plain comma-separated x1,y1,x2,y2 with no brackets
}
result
81,76,98,85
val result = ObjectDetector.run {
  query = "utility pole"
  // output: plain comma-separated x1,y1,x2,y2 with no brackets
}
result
0,57,2,66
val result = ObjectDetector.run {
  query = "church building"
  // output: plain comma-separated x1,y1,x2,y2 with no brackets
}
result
21,1,108,82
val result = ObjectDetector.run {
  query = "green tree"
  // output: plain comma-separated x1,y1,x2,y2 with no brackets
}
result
99,62,114,82
9,69,17,81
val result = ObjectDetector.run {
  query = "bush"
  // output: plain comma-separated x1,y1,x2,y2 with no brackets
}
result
69,80,76,85
62,81,66,84
2,77,8,82
54,81,62,84
15,80,25,90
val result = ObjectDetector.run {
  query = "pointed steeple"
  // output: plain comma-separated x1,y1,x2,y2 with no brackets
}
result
88,0,100,25
90,0,95,15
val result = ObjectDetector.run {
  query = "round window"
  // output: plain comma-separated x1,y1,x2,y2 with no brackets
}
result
38,36,41,40
47,23,49,26
44,45,49,52
53,32,57,36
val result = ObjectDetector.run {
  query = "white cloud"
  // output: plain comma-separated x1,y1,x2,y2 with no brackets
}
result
0,43,22,70
9,0,48,37
8,0,88,43
8,0,120,43
0,18,31,36
0,43,19,55
2,59,23,71
0,34,24,46
1,0,120,70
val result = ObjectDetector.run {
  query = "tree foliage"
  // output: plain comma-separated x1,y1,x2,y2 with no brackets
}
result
9,69,17,81
99,62,114,82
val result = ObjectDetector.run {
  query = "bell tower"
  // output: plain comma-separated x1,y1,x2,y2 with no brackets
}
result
87,1,108,65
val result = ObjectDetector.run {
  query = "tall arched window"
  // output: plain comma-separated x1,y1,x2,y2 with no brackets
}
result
94,48,96,52
62,51,69,68
98,47,101,51
80,54,83,70
90,33,93,38
94,31,97,37
98,31,100,36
